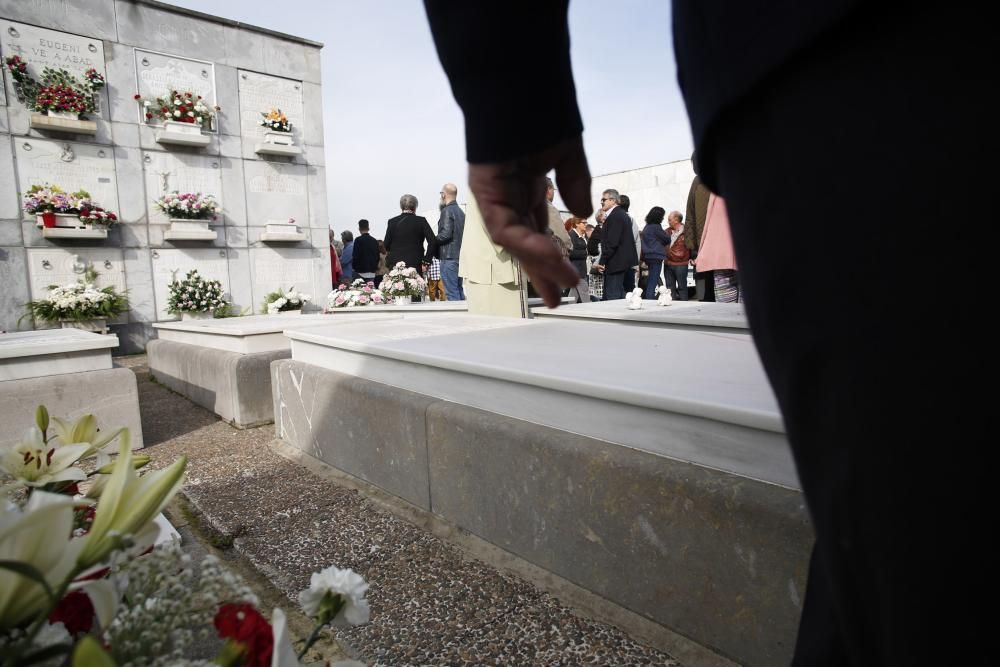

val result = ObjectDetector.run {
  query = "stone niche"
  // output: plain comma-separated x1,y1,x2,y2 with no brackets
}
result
134,49,217,127
14,139,119,220
249,247,320,307
151,248,232,321
238,70,304,153
0,19,107,105
243,160,309,227
143,151,224,224
25,248,127,325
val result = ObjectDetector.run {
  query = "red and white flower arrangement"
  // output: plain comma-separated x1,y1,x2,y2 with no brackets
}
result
135,90,220,127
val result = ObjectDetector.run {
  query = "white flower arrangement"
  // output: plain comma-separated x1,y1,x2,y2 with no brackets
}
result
262,287,311,314
380,262,427,300
326,279,386,309
21,268,129,324
166,269,228,314
0,405,370,666
154,192,221,221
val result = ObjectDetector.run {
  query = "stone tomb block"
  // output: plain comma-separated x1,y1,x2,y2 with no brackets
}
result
134,49,216,128
143,151,224,224
25,248,127,325
1,19,107,102
151,248,231,321
243,160,308,226
238,70,304,152
248,246,320,308
15,139,119,220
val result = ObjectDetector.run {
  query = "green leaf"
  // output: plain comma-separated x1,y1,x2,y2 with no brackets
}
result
72,636,118,667
18,643,73,667
0,560,56,604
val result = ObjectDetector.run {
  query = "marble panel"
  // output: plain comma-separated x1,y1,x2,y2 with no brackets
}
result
14,138,119,219
150,247,231,320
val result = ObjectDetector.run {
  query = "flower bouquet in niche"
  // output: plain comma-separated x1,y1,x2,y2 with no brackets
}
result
22,268,128,333
261,286,312,314
154,192,220,221
135,89,219,130
167,269,229,320
260,108,291,133
21,184,115,229
326,279,386,309
4,56,104,119
381,262,427,305
155,192,221,239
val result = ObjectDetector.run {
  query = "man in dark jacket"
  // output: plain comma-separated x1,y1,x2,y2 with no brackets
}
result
385,193,436,275
435,183,466,300
352,219,380,284
423,3,987,665
593,189,636,300
567,217,589,303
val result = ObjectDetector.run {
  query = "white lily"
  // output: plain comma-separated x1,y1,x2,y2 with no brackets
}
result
0,491,84,629
0,427,89,489
76,432,186,569
49,413,124,458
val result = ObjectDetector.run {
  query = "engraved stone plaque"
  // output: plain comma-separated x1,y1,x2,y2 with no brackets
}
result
15,139,119,220
143,151,223,225
134,49,216,126
243,161,308,225
249,247,315,305
25,248,127,324
151,248,231,320
238,70,303,144
1,20,106,82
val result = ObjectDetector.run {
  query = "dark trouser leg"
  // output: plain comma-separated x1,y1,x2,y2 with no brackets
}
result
707,5,987,664
669,264,689,300
643,260,662,299
602,271,625,300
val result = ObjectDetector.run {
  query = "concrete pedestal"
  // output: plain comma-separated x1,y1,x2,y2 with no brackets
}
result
273,315,811,666
0,330,143,448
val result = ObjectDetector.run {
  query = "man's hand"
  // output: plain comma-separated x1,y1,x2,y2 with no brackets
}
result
594,264,605,274
468,135,593,308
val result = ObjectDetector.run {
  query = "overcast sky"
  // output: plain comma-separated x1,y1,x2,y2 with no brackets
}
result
164,0,693,238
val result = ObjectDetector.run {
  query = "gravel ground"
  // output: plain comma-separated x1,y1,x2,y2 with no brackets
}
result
120,355,683,666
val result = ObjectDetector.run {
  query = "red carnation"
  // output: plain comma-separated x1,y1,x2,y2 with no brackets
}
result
214,604,273,667
133,94,141,100
146,112,153,120
186,92,192,97
49,591,95,636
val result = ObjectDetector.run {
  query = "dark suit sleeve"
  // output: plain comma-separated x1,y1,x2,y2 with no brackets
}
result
587,227,602,256
422,218,436,264
423,0,583,163
653,226,671,246
384,220,394,251
599,218,621,266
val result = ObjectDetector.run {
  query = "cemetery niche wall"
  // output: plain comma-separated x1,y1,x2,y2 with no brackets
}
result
1,1,330,352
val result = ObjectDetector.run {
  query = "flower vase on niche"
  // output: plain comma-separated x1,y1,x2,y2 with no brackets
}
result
39,212,56,228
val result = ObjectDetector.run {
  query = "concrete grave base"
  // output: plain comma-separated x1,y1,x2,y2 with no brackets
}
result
0,366,144,448
272,358,813,667
148,338,288,429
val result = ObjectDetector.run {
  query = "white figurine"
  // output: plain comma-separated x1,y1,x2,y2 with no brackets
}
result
625,287,644,310
655,285,673,306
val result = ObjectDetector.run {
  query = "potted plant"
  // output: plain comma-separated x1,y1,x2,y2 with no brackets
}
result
21,268,128,333
135,90,219,134
166,269,229,320
261,286,312,314
260,107,293,145
381,262,428,305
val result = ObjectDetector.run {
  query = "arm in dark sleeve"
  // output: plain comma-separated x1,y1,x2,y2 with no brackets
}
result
685,182,697,251
423,0,583,163
653,226,671,246
598,220,620,266
587,227,602,256
422,219,437,264
436,208,454,245
384,221,394,251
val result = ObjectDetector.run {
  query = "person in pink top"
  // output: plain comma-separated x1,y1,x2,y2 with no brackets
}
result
693,193,740,302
